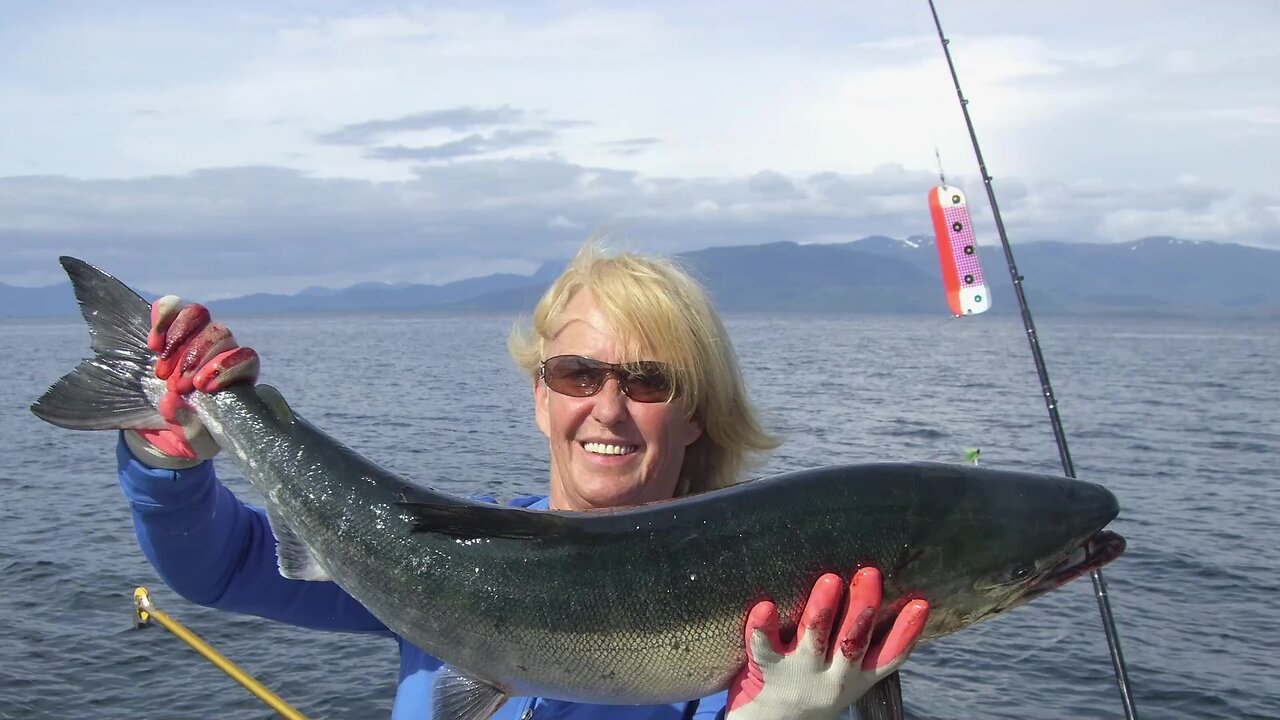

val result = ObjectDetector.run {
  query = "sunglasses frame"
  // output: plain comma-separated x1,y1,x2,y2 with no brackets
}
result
538,354,675,403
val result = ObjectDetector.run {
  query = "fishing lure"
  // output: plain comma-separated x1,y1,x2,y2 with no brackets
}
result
928,184,990,316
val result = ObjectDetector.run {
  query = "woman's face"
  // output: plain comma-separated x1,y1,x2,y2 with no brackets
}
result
535,289,702,511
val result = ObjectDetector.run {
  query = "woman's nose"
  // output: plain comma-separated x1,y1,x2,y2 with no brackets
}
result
589,376,630,425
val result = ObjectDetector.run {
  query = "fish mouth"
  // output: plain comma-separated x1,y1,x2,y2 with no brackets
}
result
1027,530,1126,600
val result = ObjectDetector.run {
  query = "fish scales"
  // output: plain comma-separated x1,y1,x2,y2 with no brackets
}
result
190,384,1092,703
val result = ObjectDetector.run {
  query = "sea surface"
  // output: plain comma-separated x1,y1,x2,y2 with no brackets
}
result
1,311,1277,719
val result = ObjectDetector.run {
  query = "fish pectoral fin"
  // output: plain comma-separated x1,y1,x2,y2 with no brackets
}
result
853,671,905,720
432,665,508,720
265,506,332,582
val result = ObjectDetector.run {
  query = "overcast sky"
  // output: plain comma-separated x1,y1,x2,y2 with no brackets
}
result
2,0,1275,298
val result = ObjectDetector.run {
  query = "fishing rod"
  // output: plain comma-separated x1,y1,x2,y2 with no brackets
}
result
133,587,308,719
923,2,1139,718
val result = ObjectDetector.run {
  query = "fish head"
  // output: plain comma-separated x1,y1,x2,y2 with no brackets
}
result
883,465,1126,637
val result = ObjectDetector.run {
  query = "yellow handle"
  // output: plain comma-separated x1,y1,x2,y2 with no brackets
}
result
133,587,309,720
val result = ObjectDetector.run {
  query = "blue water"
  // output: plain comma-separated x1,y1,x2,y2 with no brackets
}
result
1,312,1277,719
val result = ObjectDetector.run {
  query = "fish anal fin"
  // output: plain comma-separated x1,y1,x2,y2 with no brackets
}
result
265,506,331,581
854,671,905,720
432,665,508,720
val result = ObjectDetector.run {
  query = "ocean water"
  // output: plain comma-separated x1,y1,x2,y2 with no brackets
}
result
1,311,1277,719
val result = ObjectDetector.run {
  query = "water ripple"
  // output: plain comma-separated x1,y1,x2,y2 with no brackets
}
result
3,314,1278,719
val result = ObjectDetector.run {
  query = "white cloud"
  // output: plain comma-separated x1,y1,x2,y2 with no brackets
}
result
2,158,1272,298
0,1,1276,294
547,214,582,229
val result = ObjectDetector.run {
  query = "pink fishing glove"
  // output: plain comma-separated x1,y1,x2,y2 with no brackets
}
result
124,295,260,469
724,567,929,720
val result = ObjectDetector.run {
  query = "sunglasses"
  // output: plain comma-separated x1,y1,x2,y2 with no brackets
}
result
539,354,675,403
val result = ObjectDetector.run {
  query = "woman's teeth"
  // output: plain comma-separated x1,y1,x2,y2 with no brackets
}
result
583,442,636,456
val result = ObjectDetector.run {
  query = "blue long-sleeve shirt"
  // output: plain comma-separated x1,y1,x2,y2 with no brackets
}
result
116,436,729,719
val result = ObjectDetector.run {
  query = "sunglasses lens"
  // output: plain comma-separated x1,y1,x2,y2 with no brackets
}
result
541,356,674,402
543,356,605,397
623,362,672,402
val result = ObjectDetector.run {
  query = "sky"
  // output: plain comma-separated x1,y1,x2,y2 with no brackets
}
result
1,0,1276,299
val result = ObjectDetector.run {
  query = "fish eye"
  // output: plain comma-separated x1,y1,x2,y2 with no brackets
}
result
974,561,1039,592
1007,562,1036,583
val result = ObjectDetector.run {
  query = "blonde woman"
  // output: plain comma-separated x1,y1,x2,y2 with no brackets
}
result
121,240,928,719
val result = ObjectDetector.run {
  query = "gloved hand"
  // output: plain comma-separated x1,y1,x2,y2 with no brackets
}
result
724,567,929,720
123,295,260,469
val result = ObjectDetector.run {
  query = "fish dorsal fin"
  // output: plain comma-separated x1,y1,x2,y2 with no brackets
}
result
432,665,508,720
396,486,590,541
265,505,331,581
854,671,905,720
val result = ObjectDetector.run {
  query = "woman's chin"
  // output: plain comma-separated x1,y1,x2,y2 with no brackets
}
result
557,464,678,510
576,486,642,510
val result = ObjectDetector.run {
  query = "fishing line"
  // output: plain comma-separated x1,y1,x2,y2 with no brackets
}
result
922,2,1140,718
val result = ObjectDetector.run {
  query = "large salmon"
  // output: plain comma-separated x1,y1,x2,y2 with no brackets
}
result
31,257,1124,719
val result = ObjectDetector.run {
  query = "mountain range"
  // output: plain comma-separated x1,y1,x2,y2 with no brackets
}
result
3,236,1277,319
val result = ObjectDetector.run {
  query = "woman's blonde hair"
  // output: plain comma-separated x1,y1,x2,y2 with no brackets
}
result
508,238,780,495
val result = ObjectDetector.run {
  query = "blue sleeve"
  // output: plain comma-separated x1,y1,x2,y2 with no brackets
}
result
691,691,728,719
116,434,390,634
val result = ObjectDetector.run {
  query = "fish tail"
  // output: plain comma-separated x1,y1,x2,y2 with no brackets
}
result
29,256,165,431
